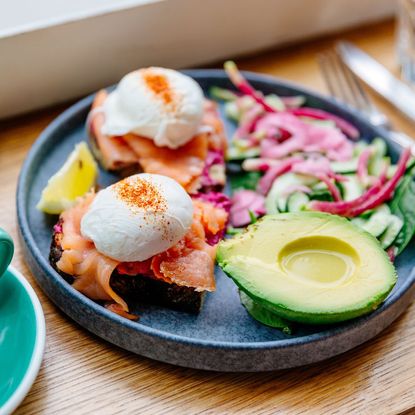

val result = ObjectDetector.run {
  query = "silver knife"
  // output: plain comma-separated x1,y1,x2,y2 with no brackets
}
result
337,41,415,153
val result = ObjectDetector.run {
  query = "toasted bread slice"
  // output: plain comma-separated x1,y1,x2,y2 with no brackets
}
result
50,220,204,314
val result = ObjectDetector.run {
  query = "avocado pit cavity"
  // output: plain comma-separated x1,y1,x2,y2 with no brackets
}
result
278,236,359,287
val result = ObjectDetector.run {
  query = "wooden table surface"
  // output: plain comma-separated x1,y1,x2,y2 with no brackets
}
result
2,19,415,415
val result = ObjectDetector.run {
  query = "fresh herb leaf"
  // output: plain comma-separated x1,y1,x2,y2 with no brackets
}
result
239,291,293,334
227,227,244,236
229,171,261,192
308,188,332,202
248,210,257,224
405,157,415,173
390,167,415,254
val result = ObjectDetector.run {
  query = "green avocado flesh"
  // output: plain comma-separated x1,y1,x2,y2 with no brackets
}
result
217,212,397,325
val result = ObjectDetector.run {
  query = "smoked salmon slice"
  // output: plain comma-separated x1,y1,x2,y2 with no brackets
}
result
192,199,228,238
88,90,226,192
54,193,229,318
152,250,215,292
150,201,220,291
123,133,208,193
56,192,137,318
203,100,228,152
89,90,137,170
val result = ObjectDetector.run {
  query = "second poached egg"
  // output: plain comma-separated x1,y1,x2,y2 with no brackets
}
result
101,67,205,149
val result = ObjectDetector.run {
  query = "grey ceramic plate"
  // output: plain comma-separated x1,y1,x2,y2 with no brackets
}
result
17,70,415,372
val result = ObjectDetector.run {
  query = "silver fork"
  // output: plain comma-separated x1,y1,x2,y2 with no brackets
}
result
318,49,415,154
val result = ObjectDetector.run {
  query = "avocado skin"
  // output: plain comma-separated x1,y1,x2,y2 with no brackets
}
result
217,212,397,325
221,265,395,325
239,290,293,334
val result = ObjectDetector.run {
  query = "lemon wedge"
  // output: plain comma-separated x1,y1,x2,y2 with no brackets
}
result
37,142,98,214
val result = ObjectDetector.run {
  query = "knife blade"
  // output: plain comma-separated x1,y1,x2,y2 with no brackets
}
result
336,41,415,123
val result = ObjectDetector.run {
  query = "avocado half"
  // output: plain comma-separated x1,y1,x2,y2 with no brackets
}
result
217,212,397,325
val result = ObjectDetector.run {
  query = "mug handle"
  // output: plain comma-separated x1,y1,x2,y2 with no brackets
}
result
0,228,14,277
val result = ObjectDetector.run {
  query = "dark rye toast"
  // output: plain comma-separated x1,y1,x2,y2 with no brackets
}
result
49,220,205,314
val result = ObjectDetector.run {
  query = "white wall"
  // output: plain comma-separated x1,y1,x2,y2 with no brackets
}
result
0,0,159,36
0,0,394,118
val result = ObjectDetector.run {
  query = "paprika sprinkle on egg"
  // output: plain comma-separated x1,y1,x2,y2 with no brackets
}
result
142,69,174,105
114,176,167,212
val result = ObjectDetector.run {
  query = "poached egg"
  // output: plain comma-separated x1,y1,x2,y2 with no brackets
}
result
80,174,194,262
101,67,205,149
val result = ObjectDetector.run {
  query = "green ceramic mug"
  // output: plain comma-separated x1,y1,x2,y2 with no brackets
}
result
0,228,14,277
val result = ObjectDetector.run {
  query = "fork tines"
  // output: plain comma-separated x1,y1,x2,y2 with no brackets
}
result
318,49,374,112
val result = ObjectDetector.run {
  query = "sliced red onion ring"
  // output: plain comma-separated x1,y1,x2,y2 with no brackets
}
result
224,61,277,113
288,107,359,139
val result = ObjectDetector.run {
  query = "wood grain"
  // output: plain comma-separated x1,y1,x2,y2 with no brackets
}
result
1,19,415,415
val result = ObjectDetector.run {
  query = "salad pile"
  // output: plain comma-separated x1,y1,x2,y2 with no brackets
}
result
212,62,415,261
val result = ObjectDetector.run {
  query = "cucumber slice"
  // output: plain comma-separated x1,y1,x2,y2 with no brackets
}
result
313,182,328,191
359,203,391,219
209,86,238,101
226,146,260,161
265,94,285,111
287,192,309,212
309,188,332,201
309,182,333,202
342,175,363,201
371,137,387,157
354,141,369,157
265,173,316,214
277,198,288,213
224,101,240,122
351,217,367,228
361,211,392,238
331,159,358,174
374,204,391,215
359,210,373,219
369,156,390,177
368,137,388,176
379,215,404,249
301,117,336,128
406,158,415,172
387,164,398,179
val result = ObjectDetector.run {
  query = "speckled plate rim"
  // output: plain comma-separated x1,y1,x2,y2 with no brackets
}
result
0,266,46,415
16,69,415,371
